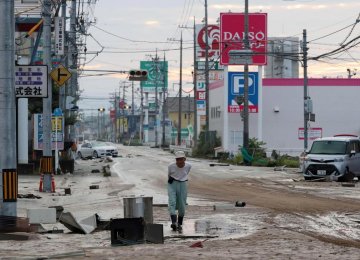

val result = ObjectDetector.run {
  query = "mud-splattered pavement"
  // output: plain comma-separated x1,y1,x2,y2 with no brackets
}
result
2,145,360,259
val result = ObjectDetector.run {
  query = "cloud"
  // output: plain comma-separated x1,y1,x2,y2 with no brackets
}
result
145,20,159,26
211,4,241,10
211,4,272,12
308,60,358,78
282,2,360,10
211,2,360,12
284,4,327,10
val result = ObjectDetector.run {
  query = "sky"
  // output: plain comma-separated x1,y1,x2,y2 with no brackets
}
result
77,0,360,114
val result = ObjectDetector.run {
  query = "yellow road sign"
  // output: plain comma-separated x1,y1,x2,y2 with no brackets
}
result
51,116,63,131
50,64,72,86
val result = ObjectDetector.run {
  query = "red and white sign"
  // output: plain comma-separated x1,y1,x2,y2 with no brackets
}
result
196,91,206,100
220,13,267,65
298,127,322,140
196,24,220,59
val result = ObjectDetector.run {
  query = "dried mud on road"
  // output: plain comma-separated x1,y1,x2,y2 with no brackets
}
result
2,153,360,259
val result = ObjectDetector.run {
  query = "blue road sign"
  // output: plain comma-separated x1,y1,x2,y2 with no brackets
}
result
228,72,258,113
53,108,63,116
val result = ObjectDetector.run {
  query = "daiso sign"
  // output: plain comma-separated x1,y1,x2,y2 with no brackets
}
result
220,13,267,65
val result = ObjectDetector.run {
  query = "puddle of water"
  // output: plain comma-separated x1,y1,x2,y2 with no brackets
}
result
163,212,265,240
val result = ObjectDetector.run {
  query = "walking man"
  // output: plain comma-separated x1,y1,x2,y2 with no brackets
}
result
168,151,191,231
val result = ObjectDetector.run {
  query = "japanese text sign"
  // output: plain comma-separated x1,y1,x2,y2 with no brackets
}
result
15,65,48,98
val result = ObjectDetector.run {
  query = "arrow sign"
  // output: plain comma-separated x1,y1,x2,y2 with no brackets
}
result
50,64,72,86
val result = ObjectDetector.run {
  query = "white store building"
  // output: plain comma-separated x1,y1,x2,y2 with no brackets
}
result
209,76,360,156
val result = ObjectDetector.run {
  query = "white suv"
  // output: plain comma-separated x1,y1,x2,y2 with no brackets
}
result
303,135,360,181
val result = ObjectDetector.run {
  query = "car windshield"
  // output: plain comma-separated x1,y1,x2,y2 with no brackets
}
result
309,140,347,155
91,141,106,147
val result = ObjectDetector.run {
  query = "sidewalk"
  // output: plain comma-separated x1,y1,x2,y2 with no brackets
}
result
17,157,120,219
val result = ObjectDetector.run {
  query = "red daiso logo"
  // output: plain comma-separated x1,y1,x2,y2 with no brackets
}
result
220,13,267,65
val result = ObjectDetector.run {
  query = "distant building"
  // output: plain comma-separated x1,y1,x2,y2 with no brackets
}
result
165,96,195,129
265,37,300,78
209,77,360,155
165,96,195,146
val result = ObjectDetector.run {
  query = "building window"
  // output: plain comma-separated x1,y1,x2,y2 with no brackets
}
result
230,130,243,146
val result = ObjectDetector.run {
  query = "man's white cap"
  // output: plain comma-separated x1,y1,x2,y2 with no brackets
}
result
175,151,186,159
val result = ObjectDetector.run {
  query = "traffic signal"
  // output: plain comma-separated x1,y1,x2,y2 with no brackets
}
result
129,69,148,81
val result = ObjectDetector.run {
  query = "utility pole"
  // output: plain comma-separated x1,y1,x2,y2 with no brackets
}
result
243,0,250,150
118,84,121,141
162,52,166,147
131,80,134,137
177,32,183,145
122,83,126,141
42,0,52,157
204,0,210,135
59,0,67,112
114,91,118,142
187,95,191,125
154,51,159,147
193,17,198,147
140,80,143,142
0,0,16,216
97,109,100,139
303,29,309,150
68,0,77,141
179,21,197,147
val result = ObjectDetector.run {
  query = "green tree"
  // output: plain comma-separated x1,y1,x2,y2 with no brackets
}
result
193,131,221,158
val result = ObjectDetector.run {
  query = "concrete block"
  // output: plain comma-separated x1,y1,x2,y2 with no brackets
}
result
145,223,164,244
27,208,56,224
213,204,235,210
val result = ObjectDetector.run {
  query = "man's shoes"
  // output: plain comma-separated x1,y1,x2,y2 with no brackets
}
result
177,216,184,232
170,215,177,231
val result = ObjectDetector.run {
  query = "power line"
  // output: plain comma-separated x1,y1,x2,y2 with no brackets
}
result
92,24,177,44
309,22,358,43
339,13,360,46
311,35,360,61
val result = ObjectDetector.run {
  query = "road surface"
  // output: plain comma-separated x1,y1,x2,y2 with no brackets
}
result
2,144,360,259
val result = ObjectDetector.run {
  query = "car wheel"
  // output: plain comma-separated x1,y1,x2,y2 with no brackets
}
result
77,151,82,159
93,151,98,158
304,176,312,181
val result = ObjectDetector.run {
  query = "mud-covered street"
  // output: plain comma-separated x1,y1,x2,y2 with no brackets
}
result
2,144,360,259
